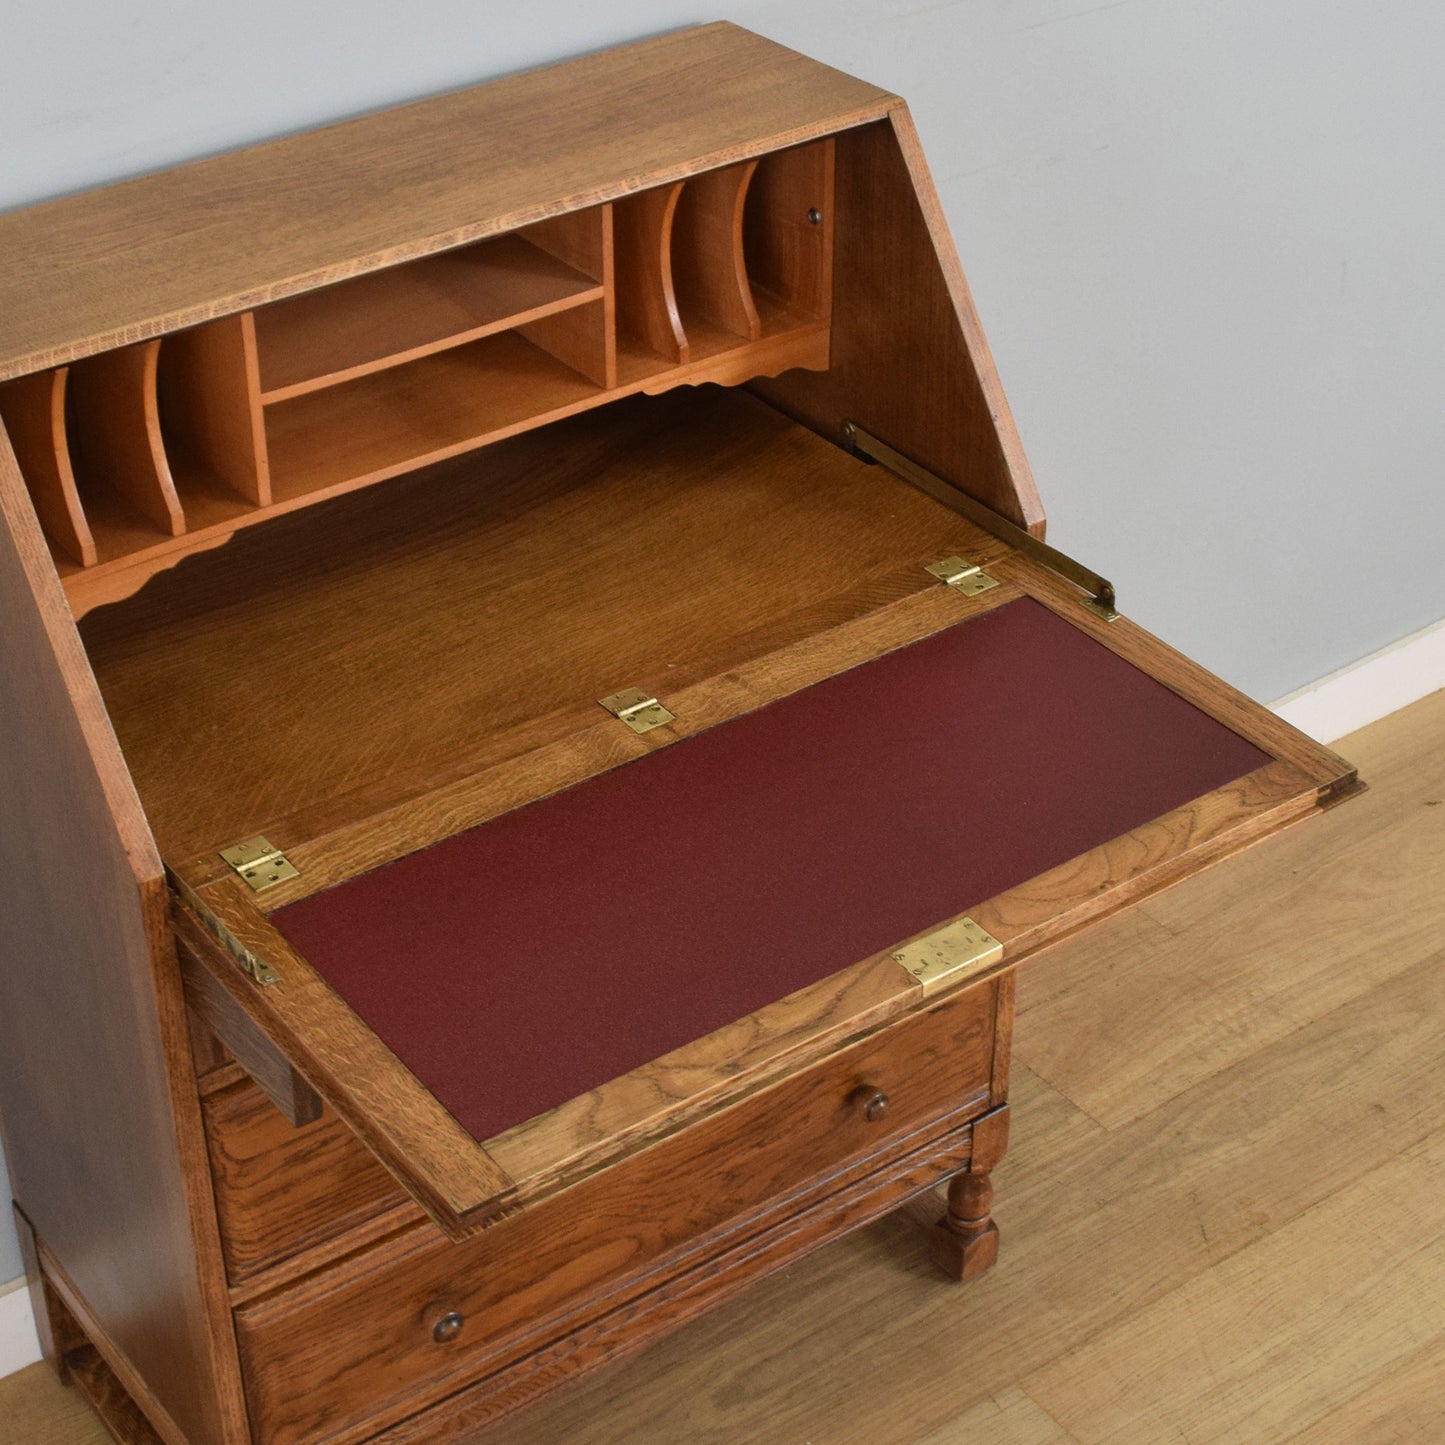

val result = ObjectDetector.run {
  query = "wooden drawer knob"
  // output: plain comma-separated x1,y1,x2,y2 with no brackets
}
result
432,1310,465,1344
849,1085,890,1123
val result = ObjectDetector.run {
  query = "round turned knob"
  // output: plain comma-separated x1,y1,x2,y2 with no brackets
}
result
849,1085,890,1123
432,1310,465,1344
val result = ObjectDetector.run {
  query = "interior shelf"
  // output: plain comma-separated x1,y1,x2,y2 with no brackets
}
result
253,234,606,402
264,327,605,501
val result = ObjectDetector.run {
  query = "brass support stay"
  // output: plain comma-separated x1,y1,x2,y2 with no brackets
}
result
843,422,1120,621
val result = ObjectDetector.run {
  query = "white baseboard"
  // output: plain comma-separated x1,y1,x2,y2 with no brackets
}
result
1272,616,1445,743
0,1278,41,1379
0,619,1440,1385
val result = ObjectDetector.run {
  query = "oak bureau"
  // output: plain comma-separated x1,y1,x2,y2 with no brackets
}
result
0,23,1358,1444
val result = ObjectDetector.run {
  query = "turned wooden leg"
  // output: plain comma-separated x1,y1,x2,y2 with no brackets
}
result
899,1103,1009,1282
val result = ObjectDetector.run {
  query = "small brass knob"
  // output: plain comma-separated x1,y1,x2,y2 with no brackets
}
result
433,1310,464,1344
849,1085,890,1123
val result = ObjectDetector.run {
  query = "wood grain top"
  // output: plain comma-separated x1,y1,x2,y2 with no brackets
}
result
0,24,893,381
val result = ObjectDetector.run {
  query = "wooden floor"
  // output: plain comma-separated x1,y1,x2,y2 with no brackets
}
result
2,688,1442,1444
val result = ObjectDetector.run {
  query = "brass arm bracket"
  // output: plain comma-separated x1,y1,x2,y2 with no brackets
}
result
843,422,1119,622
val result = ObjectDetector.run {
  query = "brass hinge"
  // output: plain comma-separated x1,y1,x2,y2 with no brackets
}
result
926,555,999,598
892,917,1004,997
845,421,1120,622
219,836,300,893
598,687,675,735
167,868,280,987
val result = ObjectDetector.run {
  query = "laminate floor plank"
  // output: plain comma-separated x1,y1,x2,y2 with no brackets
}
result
1021,1127,1445,1444
0,1363,110,1445
1283,1332,1445,1444
914,1386,1079,1443
1012,688,1445,1130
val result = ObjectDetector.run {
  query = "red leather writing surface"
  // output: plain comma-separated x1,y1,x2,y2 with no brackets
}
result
275,599,1271,1144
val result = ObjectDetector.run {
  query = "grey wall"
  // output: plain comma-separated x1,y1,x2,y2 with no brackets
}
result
2,2,1440,1293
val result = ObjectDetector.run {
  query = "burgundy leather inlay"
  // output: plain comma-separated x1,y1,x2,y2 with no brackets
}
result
274,598,1272,1144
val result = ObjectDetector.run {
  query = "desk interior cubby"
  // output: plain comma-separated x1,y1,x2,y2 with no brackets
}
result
76,384,981,870
1,138,834,618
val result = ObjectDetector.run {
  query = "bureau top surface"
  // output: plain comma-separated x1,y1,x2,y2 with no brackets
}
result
0,23,893,382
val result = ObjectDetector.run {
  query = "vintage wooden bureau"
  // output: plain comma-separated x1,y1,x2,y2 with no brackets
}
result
0,23,1358,1445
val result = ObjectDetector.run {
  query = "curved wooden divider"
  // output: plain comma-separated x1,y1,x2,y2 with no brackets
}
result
160,313,271,507
615,182,688,366
70,341,186,537
0,366,96,566
671,159,762,350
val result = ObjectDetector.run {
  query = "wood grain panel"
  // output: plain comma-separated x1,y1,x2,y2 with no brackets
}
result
80,388,988,863
0,422,243,1444
0,24,893,380
200,1081,410,1285
745,137,835,323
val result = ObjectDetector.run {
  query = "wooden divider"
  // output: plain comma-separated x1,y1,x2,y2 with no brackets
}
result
69,341,185,537
615,184,688,374
671,160,761,353
515,208,616,388
0,367,95,566
160,314,271,507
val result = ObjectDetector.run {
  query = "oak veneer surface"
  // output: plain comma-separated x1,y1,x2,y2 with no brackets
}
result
0,24,891,381
201,1084,407,1284
78,387,989,862
0,437,232,1441
273,598,1268,1144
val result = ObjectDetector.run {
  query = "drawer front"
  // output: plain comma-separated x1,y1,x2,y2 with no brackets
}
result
203,1080,413,1284
235,978,1000,1445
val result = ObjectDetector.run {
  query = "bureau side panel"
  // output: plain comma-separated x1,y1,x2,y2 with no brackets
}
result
752,112,1046,535
0,427,239,1445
